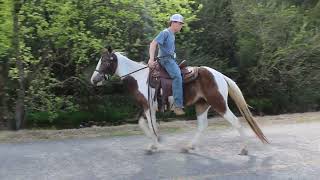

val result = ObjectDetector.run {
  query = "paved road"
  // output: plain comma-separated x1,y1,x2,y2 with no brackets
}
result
1,120,320,180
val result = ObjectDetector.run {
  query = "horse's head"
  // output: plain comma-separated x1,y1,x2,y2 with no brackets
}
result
91,47,118,86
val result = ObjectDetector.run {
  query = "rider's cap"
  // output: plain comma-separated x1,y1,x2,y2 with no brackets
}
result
170,14,184,24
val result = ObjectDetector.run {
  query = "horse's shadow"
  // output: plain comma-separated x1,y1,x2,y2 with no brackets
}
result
130,149,274,180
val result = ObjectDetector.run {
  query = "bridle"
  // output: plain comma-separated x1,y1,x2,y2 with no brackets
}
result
94,69,109,80
94,52,118,80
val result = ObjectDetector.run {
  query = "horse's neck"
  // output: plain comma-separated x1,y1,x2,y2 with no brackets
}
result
115,53,147,78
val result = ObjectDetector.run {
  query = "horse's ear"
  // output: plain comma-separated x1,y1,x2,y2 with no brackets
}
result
101,48,108,54
107,46,113,53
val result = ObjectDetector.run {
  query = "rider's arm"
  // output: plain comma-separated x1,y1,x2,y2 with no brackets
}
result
148,40,158,67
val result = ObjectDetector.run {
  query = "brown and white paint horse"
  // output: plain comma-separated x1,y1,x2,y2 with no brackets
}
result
91,48,269,155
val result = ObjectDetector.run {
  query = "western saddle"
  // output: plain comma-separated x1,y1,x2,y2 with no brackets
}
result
148,60,199,112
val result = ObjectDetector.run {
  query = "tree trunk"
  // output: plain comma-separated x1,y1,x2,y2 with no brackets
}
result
0,63,9,130
12,0,25,130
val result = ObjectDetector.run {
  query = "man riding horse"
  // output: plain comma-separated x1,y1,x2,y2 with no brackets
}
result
91,14,269,155
148,14,185,116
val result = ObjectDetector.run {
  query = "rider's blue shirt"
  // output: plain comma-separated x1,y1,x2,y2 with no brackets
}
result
154,28,175,58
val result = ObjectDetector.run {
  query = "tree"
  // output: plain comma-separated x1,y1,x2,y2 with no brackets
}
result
12,0,26,129
231,0,320,113
189,0,237,66
0,63,8,129
0,0,13,129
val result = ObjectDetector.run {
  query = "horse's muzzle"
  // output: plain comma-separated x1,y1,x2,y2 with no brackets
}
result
91,74,104,86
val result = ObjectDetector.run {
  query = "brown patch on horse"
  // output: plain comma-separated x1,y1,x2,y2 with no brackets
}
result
183,79,202,106
123,76,148,110
184,68,226,114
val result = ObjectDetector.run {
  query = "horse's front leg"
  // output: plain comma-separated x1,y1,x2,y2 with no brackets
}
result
139,108,160,154
138,116,157,153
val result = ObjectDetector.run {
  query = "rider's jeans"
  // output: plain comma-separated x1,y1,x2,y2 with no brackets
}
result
158,57,183,108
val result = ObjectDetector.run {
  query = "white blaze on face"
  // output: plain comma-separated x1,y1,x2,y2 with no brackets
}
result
91,57,102,85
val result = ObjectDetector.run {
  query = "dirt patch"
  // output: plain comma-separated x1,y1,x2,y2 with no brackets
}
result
0,111,319,143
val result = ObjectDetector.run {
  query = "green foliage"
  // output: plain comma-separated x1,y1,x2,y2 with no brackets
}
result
27,100,138,129
248,98,273,114
185,0,239,78
10,65,78,124
0,0,13,58
27,111,90,129
231,0,320,113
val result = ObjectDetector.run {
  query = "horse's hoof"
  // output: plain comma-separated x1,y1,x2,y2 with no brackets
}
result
239,148,248,156
145,149,154,155
144,144,158,155
149,144,158,150
181,148,190,153
188,145,196,150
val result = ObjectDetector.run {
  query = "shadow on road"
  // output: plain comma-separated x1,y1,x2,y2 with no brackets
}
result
131,149,275,179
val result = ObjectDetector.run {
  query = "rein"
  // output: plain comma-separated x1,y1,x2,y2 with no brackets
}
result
147,74,158,138
119,65,158,138
96,66,148,79
95,66,148,81
119,66,148,79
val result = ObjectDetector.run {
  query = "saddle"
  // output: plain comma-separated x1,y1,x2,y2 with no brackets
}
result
148,60,199,112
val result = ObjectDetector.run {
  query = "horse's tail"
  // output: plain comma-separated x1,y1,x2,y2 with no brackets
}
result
223,76,269,144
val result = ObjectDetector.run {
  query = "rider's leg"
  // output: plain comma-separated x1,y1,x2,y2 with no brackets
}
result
158,58,184,109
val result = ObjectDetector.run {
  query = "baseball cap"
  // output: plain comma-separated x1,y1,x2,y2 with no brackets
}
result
170,14,184,24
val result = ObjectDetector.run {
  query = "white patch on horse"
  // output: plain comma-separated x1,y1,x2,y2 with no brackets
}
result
202,66,229,101
90,57,102,85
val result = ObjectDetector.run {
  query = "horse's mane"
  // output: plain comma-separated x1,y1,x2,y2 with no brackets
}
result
117,52,127,56
138,61,147,65
115,51,147,66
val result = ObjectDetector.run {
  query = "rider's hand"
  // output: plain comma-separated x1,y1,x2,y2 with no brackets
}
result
148,58,156,69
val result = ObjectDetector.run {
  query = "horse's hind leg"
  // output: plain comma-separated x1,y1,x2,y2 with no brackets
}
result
182,100,210,153
223,108,249,155
203,81,248,155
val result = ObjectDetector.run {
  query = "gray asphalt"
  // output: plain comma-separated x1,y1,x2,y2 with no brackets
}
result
1,121,320,180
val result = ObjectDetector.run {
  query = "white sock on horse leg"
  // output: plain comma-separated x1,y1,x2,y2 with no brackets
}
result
223,108,241,129
139,116,160,151
139,117,153,138
237,127,248,147
223,109,249,149
190,108,209,148
144,110,159,144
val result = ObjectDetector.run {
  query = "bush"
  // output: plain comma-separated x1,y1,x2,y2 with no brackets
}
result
27,112,52,128
248,98,274,115
27,109,133,129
